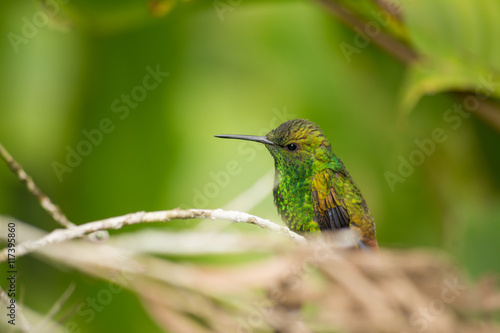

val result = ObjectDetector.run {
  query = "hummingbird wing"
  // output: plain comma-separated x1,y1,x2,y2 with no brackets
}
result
312,169,378,250
311,169,350,231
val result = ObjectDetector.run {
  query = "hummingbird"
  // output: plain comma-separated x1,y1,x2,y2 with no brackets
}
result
215,119,378,250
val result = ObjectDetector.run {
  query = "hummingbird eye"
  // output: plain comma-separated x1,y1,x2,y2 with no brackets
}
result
286,143,298,151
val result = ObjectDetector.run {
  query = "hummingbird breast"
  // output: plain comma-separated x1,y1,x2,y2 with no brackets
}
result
272,170,318,233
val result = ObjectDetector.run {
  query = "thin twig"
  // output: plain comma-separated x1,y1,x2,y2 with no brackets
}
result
0,142,75,229
0,209,305,262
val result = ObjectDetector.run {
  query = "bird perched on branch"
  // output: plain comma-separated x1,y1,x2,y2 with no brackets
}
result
216,119,378,250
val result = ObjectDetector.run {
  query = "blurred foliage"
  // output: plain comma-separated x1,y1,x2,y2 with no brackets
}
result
0,0,499,332
400,0,500,112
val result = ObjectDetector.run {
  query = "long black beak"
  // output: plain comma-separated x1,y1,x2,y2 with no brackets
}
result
215,134,275,145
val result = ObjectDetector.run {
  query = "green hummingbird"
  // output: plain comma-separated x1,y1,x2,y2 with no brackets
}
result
216,119,378,250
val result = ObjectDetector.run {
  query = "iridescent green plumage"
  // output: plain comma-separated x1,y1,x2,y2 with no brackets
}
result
216,119,378,249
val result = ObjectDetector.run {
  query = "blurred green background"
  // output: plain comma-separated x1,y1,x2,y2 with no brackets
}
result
1,0,499,332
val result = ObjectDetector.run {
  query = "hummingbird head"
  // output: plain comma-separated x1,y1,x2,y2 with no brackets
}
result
265,119,333,176
216,119,333,178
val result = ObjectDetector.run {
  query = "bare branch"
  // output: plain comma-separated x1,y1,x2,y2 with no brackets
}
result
0,142,75,229
0,209,305,262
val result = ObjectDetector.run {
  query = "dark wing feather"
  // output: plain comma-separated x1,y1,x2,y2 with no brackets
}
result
311,170,350,231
